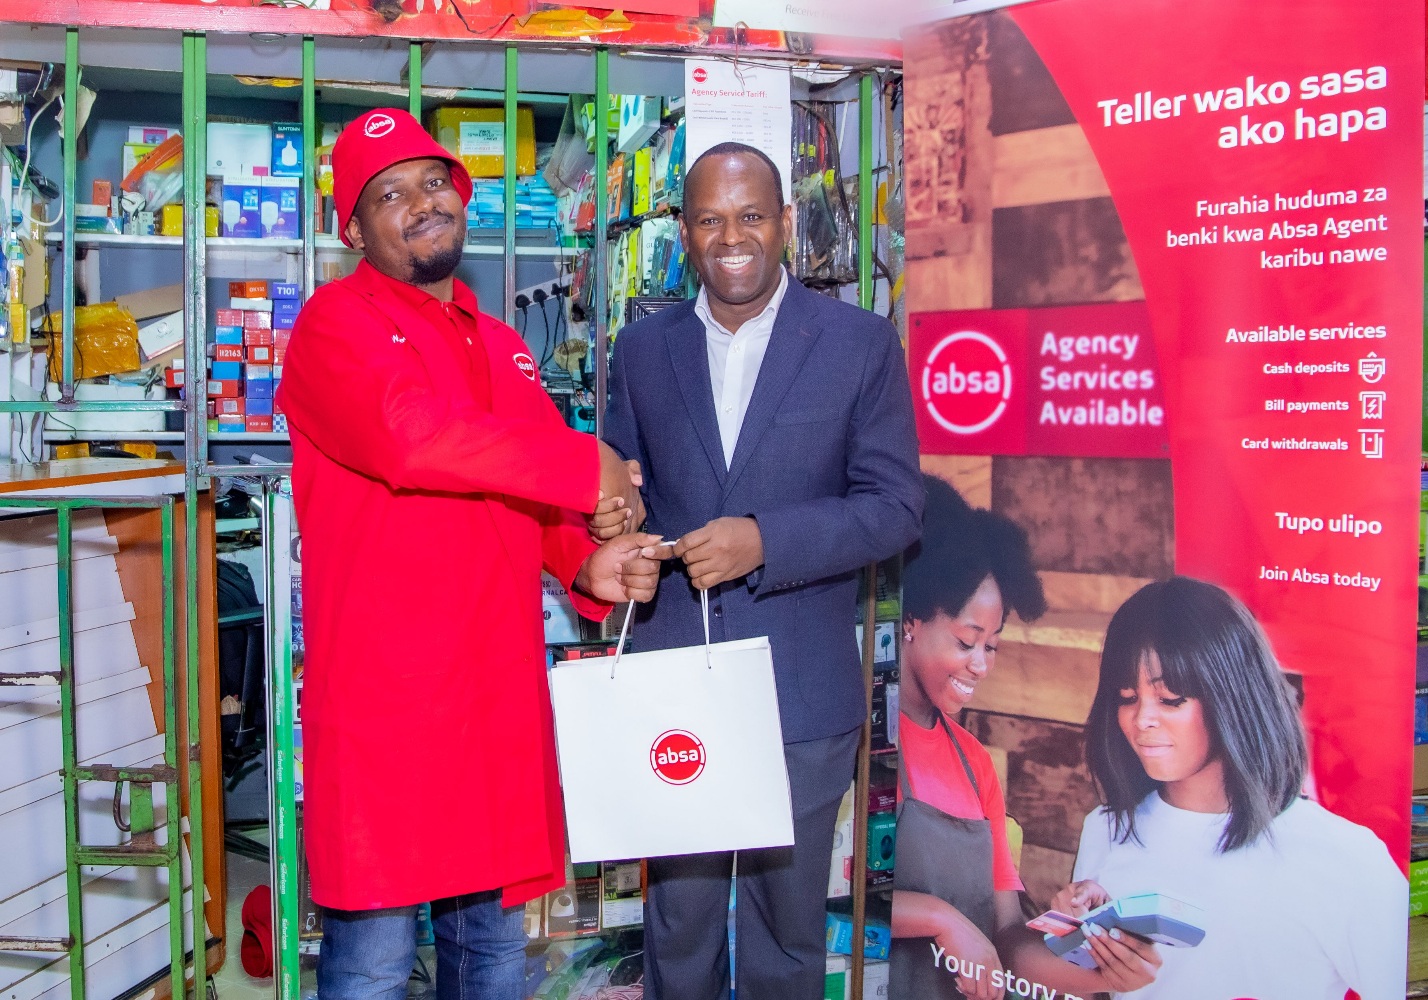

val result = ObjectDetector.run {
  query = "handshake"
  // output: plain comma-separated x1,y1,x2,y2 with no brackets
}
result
579,441,765,604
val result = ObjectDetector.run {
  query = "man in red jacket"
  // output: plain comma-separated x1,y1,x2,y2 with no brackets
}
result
275,109,659,1000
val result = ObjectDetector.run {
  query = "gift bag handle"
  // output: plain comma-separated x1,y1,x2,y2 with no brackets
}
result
611,588,713,678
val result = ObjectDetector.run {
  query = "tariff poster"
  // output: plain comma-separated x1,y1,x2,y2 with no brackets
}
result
895,3,1420,999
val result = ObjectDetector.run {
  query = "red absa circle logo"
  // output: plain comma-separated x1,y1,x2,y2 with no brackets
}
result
692,67,708,84
650,730,706,785
512,353,537,381
921,330,1012,435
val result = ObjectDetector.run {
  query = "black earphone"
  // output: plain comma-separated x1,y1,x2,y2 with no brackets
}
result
532,288,554,368
514,293,531,337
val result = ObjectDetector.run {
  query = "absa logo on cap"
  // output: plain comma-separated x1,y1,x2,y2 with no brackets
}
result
692,67,708,84
513,353,537,381
651,730,706,785
364,113,396,139
921,329,1012,435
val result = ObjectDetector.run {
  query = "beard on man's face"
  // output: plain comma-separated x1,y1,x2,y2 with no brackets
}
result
404,209,465,285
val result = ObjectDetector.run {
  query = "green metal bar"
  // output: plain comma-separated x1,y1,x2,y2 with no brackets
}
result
160,500,184,1000
56,506,85,1000
60,29,78,400
408,41,422,120
128,784,156,836
302,37,317,299
593,49,609,434
0,495,176,511
265,482,301,1000
0,400,185,414
502,45,517,326
850,74,878,1000
74,848,176,867
185,36,210,996
185,32,211,476
858,73,874,312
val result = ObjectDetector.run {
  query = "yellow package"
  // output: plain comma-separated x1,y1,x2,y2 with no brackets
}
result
42,302,141,382
160,203,184,237
205,205,220,238
429,106,536,178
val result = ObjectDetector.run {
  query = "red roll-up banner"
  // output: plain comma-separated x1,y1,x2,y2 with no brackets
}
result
895,2,1421,997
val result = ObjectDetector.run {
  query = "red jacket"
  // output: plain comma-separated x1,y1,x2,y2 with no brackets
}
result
276,260,604,910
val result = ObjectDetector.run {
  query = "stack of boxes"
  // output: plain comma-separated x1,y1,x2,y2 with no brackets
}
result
208,121,304,239
207,279,297,434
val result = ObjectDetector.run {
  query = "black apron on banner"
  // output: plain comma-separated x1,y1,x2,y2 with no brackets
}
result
889,716,998,999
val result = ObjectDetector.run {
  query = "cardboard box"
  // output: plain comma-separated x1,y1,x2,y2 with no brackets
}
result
207,379,240,398
244,329,275,347
245,396,274,417
229,280,268,299
274,414,288,434
599,861,643,929
209,398,245,417
867,812,896,871
92,179,112,209
827,783,855,898
617,94,660,154
214,308,244,327
214,327,244,346
220,177,262,238
209,361,242,381
208,122,272,177
1414,744,1428,793
522,897,545,942
122,142,157,179
545,866,600,938
261,176,301,238
430,105,536,178
273,346,288,366
542,572,582,643
137,310,184,360
274,328,293,347
271,281,300,300
215,413,246,433
215,344,244,363
632,146,653,217
235,299,274,315
870,669,899,752
159,203,183,237
245,378,274,400
863,960,890,999
116,284,184,322
130,125,179,146
825,954,849,1000
826,909,891,961
271,122,303,178
246,415,274,433
247,345,273,364
164,367,184,389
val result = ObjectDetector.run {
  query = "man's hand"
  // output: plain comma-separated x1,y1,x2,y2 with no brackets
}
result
596,441,643,524
574,532,673,604
589,458,645,541
673,517,763,591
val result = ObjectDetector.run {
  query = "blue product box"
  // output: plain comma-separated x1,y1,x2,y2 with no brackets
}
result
271,282,300,300
260,177,301,239
273,299,301,320
214,326,244,345
826,911,890,960
209,361,242,381
1415,691,1428,744
245,396,274,416
271,123,303,178
221,177,262,238
245,379,274,400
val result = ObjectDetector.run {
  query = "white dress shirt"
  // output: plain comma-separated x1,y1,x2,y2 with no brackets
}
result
694,268,790,467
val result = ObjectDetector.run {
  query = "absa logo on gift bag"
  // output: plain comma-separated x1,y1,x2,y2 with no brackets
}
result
651,730,706,785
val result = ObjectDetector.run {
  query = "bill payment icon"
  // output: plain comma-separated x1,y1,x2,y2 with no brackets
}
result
1360,391,1385,420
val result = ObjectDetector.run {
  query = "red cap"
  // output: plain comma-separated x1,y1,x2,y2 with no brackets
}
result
239,884,273,979
333,109,473,247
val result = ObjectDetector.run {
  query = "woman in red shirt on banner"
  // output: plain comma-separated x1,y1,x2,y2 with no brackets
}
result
891,474,1159,1000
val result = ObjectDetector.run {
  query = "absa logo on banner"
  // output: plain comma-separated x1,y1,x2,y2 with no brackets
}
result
651,730,706,785
911,309,1029,454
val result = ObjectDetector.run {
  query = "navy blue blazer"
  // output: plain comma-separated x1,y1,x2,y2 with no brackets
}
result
603,275,924,743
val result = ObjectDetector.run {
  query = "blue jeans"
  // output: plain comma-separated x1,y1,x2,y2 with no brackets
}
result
318,891,525,1000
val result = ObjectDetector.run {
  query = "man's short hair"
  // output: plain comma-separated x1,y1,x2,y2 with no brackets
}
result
687,142,784,207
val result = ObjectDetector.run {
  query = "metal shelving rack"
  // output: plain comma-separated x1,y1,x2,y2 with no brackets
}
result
0,17,893,999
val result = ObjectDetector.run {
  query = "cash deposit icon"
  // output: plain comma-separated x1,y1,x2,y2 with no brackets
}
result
1358,353,1386,384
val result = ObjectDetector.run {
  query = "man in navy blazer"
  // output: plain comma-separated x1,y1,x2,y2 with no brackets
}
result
596,142,923,1000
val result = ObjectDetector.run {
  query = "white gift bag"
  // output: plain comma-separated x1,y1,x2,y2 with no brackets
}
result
549,592,795,864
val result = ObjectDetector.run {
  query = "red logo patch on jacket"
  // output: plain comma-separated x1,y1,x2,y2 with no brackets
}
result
513,353,537,380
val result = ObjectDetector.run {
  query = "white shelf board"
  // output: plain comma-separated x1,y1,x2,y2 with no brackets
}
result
42,430,292,444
